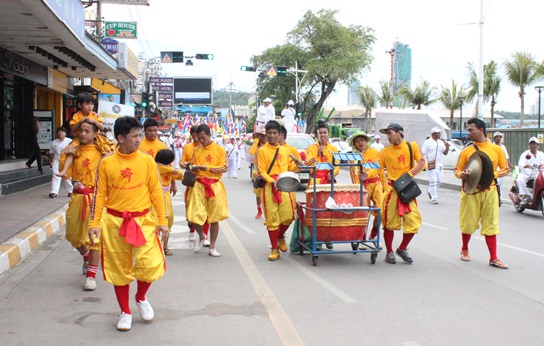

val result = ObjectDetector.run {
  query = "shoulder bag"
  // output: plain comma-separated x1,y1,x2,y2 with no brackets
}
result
392,142,422,204
427,141,439,170
253,148,279,189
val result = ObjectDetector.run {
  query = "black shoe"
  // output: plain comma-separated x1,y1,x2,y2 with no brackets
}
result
384,252,396,264
427,191,432,200
396,248,413,264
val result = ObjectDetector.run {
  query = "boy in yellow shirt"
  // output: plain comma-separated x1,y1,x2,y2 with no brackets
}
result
306,121,339,185
89,116,168,331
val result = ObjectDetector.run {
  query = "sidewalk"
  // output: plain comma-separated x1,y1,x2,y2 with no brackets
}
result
0,170,515,276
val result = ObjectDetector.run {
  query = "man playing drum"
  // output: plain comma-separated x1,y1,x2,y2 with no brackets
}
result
455,118,509,269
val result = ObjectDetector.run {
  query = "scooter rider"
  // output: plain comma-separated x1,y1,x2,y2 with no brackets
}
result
516,137,544,205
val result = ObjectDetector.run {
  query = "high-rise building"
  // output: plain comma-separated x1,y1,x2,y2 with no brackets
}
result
393,41,412,92
348,80,361,106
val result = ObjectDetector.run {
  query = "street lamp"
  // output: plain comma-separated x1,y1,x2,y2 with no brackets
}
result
458,96,465,140
535,86,544,128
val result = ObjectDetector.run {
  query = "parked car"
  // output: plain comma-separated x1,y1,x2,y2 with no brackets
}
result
442,140,463,169
286,133,315,184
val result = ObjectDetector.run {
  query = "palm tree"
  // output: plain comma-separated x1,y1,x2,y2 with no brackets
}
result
411,80,436,110
358,86,376,117
466,61,501,126
439,80,465,131
503,51,539,127
378,81,394,108
396,83,413,109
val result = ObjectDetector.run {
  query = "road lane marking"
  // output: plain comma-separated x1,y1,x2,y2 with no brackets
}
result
282,256,357,303
222,220,304,346
422,222,448,231
228,211,257,235
474,236,544,258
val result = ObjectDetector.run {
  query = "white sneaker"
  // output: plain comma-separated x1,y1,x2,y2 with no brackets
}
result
83,277,96,291
117,313,132,331
194,236,205,253
203,239,210,247
188,232,196,242
431,199,438,204
209,248,221,257
136,299,154,321
82,260,89,275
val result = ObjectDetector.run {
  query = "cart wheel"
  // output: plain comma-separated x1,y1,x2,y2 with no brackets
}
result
351,242,358,251
312,256,318,266
370,252,377,264
298,245,304,256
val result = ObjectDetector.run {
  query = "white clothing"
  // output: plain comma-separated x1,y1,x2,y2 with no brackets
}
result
236,141,244,169
225,142,238,178
256,104,275,131
281,107,296,133
421,138,447,167
516,149,544,196
49,138,73,194
495,143,509,188
370,142,384,152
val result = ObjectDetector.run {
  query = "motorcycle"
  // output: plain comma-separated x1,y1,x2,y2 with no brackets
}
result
508,164,544,215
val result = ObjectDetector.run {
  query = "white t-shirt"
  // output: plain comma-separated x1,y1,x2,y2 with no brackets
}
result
257,104,275,123
50,138,72,162
281,107,296,133
370,142,384,152
421,138,446,166
518,149,544,177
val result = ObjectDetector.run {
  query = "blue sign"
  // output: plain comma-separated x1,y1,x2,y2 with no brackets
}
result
43,0,85,41
102,38,119,55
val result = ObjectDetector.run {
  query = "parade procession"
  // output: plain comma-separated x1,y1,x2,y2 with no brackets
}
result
4,1,544,344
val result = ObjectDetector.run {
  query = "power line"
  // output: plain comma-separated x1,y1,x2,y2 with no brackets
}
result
127,6,153,58
135,6,156,58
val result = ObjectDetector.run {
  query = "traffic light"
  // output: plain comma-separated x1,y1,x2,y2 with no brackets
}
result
240,66,257,72
195,53,214,60
141,92,149,109
172,51,184,63
276,66,287,77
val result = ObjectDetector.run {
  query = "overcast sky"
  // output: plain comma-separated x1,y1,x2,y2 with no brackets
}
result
101,0,544,113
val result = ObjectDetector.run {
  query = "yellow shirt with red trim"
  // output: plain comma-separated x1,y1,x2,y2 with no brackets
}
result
181,142,197,163
192,141,227,179
158,164,183,187
139,138,168,159
379,140,424,183
90,149,167,227
69,111,103,126
59,144,102,186
258,142,296,183
454,140,508,180
350,147,384,183
307,142,340,177
282,143,301,172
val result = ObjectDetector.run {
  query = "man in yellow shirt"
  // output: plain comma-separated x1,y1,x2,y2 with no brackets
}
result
378,122,425,265
258,121,298,261
454,118,509,269
306,121,339,185
60,119,108,291
186,124,229,257
89,116,168,331
248,130,267,219
348,131,384,245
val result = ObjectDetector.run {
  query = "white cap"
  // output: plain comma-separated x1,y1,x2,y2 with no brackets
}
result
374,134,380,139
529,136,539,144
431,126,441,134
287,100,295,106
493,131,503,138
263,97,272,103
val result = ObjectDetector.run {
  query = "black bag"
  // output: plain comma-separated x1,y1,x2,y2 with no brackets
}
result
392,142,421,204
182,165,197,187
253,148,279,189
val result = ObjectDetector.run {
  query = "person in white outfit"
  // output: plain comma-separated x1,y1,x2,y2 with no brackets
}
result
49,127,73,198
281,100,297,133
516,137,544,204
420,127,449,204
255,97,275,132
370,134,384,152
492,131,513,202
236,137,243,170
225,136,239,178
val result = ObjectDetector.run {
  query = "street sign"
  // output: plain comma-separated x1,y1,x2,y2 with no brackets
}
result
267,66,277,77
101,38,119,55
160,51,183,63
149,77,174,84
153,85,173,92
104,21,137,39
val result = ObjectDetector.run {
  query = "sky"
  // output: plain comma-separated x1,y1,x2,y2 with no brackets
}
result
100,0,544,113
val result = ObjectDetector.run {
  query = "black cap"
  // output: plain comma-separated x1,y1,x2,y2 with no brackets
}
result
379,122,404,134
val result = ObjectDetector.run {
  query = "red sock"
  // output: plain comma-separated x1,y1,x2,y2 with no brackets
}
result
135,280,151,302
114,285,131,314
278,224,288,239
399,233,415,251
485,235,498,261
268,230,279,249
82,249,90,262
203,223,210,237
189,225,195,234
462,233,471,251
86,264,98,278
383,229,394,253
370,226,378,239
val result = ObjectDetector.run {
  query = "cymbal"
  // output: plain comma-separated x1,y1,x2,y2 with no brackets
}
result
463,152,482,194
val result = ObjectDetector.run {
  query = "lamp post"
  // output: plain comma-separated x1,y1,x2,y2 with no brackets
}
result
536,86,544,128
458,96,465,140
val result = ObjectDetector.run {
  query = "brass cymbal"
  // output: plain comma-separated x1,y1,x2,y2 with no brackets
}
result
463,152,482,194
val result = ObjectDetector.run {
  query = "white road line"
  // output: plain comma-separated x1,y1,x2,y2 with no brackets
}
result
282,256,357,304
402,342,421,346
222,220,304,346
228,210,257,235
474,236,544,258
422,222,448,231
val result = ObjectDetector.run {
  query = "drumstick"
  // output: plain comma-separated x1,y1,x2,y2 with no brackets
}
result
289,154,302,165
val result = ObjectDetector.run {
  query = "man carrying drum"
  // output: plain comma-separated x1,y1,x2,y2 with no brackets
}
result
454,118,509,269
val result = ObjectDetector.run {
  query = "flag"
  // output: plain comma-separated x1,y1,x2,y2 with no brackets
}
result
241,117,246,133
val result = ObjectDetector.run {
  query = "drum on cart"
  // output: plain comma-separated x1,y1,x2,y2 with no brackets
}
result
304,184,369,242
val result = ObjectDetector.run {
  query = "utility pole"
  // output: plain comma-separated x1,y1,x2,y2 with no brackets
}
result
386,48,396,108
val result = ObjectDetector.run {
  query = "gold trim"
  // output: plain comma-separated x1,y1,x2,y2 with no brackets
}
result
305,184,365,193
305,218,369,227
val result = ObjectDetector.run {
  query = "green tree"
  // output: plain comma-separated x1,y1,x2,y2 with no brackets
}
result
503,51,539,127
378,80,394,108
465,61,501,126
411,80,436,110
439,80,465,130
358,85,376,117
252,9,376,134
396,83,413,109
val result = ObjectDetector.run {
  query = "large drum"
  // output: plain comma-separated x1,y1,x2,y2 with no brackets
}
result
305,184,369,242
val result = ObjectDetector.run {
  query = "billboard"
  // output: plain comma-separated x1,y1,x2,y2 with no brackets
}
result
174,77,212,105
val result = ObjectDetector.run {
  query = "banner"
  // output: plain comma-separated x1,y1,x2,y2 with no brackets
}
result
97,100,135,142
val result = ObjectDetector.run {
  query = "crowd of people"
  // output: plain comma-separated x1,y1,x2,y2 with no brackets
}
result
53,92,544,332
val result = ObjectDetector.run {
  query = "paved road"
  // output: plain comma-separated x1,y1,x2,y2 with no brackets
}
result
1,164,543,345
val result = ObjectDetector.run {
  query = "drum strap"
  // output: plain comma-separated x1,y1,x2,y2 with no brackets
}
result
266,148,280,176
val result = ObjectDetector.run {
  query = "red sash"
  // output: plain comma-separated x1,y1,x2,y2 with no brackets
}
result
269,174,282,203
72,186,94,221
363,176,379,188
196,178,218,198
107,208,149,247
315,170,331,184
388,181,412,217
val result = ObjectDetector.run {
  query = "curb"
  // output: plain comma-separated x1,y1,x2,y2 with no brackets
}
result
414,177,461,192
0,205,67,276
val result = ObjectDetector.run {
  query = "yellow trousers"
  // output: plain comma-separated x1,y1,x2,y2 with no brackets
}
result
186,180,228,225
366,181,384,217
262,183,296,230
460,187,500,236
65,194,99,251
382,188,421,234
100,211,165,286
163,191,173,230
